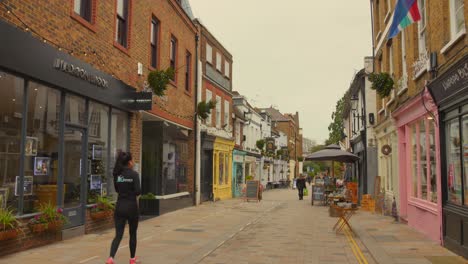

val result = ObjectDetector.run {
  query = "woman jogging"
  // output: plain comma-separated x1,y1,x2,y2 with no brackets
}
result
106,152,141,264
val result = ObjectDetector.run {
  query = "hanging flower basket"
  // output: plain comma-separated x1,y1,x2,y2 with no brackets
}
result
0,228,19,241
369,72,394,98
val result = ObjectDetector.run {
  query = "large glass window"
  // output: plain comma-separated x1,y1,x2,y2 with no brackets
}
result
24,82,61,213
420,119,427,200
429,118,437,203
463,115,468,205
65,94,86,126
87,102,109,203
219,152,224,185
446,116,462,205
161,123,188,195
0,72,24,213
110,109,128,199
411,123,418,197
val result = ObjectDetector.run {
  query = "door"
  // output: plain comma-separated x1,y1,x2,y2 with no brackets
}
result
201,150,213,201
63,127,86,228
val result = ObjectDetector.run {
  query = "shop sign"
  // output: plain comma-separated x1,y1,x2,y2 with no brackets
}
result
265,137,276,153
233,155,244,163
122,91,153,110
429,55,468,105
53,59,109,88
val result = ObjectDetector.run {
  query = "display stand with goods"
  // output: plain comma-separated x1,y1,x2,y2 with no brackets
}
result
90,196,114,220
0,208,21,241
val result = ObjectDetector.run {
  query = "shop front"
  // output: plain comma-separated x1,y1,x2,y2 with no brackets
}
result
245,154,259,180
200,132,215,202
0,18,145,250
232,150,245,198
351,134,366,203
393,89,442,243
213,137,234,201
428,54,468,257
141,118,193,215
375,118,399,215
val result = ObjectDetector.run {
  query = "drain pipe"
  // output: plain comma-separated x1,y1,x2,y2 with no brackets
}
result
194,33,200,205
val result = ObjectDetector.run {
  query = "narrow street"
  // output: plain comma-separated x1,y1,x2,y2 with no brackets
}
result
1,189,463,264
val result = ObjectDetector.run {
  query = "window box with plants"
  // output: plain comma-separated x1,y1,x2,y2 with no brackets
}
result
139,193,159,216
27,203,67,234
0,208,21,241
90,196,114,220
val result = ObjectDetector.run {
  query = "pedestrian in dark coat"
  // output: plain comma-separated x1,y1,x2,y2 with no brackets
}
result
296,175,307,200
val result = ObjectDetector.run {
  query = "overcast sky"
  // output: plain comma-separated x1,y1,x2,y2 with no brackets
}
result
190,1,372,143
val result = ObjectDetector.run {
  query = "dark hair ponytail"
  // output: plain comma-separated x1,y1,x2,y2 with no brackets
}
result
113,151,132,177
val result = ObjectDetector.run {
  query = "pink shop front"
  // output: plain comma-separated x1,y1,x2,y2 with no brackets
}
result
393,88,443,243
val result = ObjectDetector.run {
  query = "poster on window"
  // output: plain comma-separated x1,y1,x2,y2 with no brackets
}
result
101,183,107,197
15,176,33,196
25,137,38,156
92,145,103,160
90,175,102,190
34,157,50,176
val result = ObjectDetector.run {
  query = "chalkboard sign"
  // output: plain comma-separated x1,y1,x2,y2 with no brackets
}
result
245,180,259,202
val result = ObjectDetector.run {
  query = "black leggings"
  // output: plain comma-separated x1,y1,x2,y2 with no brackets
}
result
298,187,304,199
110,215,139,258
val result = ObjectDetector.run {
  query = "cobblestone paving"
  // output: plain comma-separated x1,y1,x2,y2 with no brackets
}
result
0,188,466,264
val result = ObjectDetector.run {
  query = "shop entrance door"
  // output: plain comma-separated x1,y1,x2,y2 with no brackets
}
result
201,150,213,201
63,127,87,228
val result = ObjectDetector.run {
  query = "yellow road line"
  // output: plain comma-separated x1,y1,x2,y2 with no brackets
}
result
344,227,368,264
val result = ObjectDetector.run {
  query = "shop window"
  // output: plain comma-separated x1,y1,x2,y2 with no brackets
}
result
115,0,129,48
446,116,462,205
87,102,109,203
0,72,24,214
23,82,61,213
219,152,224,185
463,115,468,205
410,117,439,203
65,94,86,126
150,16,160,69
110,109,128,200
224,153,229,185
161,123,188,195
74,0,93,23
450,0,465,38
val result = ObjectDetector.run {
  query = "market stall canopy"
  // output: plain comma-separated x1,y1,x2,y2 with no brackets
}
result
304,144,359,163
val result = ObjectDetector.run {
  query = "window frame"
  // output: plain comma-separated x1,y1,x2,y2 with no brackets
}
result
224,100,230,128
224,61,230,78
185,51,191,93
149,16,160,69
205,89,213,125
417,0,427,57
216,52,222,72
114,0,131,51
170,35,178,83
206,43,213,65
450,0,466,39
70,0,97,32
216,95,221,128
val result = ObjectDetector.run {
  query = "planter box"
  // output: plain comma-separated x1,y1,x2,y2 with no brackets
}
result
0,229,19,241
90,210,113,220
139,199,159,216
29,223,47,233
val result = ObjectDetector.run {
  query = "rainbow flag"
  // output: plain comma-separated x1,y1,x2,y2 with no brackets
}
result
388,0,421,39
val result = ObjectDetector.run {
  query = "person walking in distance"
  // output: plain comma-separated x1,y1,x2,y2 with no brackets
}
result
296,174,306,200
106,152,141,264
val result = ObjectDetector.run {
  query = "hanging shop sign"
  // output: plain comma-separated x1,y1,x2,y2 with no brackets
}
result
122,91,153,111
429,55,468,106
381,144,392,155
265,137,276,153
53,59,109,88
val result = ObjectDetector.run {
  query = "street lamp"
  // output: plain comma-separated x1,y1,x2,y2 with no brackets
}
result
350,94,365,135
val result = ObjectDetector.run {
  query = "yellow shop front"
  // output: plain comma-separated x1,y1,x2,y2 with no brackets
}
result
213,137,235,200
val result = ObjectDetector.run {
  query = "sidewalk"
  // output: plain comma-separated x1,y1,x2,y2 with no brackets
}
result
0,189,466,264
350,211,467,264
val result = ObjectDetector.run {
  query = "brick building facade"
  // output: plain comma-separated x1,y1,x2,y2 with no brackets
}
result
371,0,467,255
0,0,196,256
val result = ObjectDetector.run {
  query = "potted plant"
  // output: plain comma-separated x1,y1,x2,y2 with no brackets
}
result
90,196,114,220
139,193,159,216
28,203,67,233
0,208,21,241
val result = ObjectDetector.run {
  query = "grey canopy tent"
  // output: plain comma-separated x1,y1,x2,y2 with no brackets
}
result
304,144,359,163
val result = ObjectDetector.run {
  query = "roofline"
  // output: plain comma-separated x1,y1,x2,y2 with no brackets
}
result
168,0,197,34
194,18,233,59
